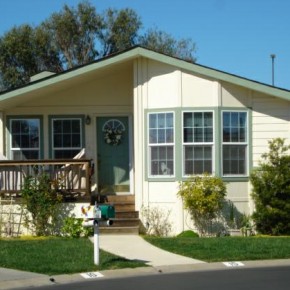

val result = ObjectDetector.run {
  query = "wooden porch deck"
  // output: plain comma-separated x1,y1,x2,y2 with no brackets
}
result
0,159,94,201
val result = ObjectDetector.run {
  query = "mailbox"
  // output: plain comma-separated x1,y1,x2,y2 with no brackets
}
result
99,205,115,219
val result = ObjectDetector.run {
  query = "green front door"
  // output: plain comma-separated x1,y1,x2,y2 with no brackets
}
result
97,117,130,193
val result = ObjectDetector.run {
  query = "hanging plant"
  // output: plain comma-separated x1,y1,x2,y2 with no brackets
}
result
104,127,123,145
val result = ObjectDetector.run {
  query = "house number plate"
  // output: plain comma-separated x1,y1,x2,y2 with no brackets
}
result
80,272,104,279
223,262,245,267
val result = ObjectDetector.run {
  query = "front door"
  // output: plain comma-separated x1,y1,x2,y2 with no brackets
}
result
97,117,129,193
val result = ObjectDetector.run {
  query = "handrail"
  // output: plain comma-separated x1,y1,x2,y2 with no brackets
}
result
0,159,93,199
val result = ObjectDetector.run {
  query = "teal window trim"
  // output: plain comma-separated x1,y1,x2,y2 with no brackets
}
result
48,115,85,158
145,109,178,181
220,108,252,180
6,115,44,160
145,107,252,183
182,110,215,177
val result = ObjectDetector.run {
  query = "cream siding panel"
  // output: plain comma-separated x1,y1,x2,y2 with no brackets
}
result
147,182,179,203
252,91,290,166
226,182,251,214
181,72,218,107
221,82,251,107
147,60,180,108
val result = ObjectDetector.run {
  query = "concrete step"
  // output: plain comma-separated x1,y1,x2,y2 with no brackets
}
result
98,194,139,235
115,211,139,219
99,226,139,235
109,218,140,227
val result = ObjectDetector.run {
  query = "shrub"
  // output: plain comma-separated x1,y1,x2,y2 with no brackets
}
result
21,173,63,236
61,217,92,238
250,138,290,235
178,173,227,236
176,230,199,238
141,206,172,237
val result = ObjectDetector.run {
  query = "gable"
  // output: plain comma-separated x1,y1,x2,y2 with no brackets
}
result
1,46,290,109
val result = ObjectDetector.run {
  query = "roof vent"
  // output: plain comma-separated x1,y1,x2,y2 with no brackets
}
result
30,71,55,82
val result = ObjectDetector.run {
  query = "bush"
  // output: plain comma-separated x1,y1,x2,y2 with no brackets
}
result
61,217,92,238
141,206,172,237
178,173,227,236
250,138,290,235
176,230,199,238
21,173,62,236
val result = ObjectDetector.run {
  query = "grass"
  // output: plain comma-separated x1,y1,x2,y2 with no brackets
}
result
0,237,146,275
144,236,290,262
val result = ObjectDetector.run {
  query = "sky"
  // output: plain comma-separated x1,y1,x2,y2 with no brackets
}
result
0,0,290,89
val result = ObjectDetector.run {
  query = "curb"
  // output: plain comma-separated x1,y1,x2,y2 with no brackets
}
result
1,259,290,290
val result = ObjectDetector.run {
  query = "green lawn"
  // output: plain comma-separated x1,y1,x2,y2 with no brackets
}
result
145,236,290,262
0,237,146,275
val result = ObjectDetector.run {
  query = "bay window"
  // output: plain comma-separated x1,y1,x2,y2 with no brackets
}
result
222,111,248,175
183,112,213,175
148,112,174,176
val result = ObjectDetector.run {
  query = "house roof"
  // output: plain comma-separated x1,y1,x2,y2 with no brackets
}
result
1,46,290,109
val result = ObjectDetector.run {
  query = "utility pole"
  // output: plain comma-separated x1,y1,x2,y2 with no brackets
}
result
270,54,276,86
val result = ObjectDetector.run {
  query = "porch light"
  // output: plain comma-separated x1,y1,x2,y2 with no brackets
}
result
85,115,91,125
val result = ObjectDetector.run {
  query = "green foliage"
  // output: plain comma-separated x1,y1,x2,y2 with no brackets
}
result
0,24,61,89
250,138,290,235
100,8,141,56
139,27,197,62
42,1,103,68
176,230,199,238
0,1,197,91
178,174,227,236
21,173,63,236
61,217,92,238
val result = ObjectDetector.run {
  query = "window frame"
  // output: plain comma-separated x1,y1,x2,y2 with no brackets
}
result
147,111,175,178
182,110,215,177
50,115,84,159
221,110,249,177
8,116,42,160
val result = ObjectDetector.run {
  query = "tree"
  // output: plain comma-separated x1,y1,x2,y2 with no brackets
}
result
0,1,197,90
0,25,61,89
139,28,197,62
42,1,103,68
100,8,142,56
250,138,290,235
178,174,226,236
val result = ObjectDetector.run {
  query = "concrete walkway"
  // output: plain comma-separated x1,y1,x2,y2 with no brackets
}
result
96,235,205,267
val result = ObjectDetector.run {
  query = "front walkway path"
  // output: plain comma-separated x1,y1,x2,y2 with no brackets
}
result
94,235,205,267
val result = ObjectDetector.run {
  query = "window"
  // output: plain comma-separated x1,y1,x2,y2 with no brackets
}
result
52,118,83,159
10,118,40,160
183,112,213,175
148,112,174,176
222,111,248,175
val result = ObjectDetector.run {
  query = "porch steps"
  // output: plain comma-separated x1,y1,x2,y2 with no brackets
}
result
98,194,140,235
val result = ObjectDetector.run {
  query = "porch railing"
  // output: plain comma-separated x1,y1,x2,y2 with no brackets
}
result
0,159,93,200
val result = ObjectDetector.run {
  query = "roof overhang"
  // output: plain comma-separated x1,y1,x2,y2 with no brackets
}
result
1,46,290,110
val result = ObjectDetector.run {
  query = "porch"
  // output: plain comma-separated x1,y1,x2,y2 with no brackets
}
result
0,159,94,201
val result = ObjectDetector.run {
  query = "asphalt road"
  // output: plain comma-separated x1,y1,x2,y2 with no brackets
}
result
19,266,290,290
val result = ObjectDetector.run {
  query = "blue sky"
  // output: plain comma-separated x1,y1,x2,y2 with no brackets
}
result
1,0,289,89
